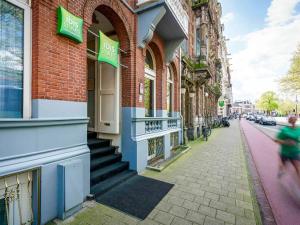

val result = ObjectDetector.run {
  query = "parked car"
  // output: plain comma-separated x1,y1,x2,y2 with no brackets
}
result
248,115,255,121
260,116,277,126
255,115,263,123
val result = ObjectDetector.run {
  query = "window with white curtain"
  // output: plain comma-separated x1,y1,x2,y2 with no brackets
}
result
0,0,31,118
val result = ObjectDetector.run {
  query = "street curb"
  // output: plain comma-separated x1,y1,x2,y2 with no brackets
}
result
239,122,276,225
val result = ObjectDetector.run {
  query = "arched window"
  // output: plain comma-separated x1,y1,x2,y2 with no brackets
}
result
144,49,156,117
167,66,173,117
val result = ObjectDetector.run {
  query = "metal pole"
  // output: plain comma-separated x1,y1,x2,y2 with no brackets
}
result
87,29,128,54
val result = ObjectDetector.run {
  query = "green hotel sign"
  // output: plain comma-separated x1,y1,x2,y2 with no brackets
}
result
57,6,83,43
98,31,119,68
219,101,225,107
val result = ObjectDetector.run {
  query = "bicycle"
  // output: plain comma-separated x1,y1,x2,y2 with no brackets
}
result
202,125,212,141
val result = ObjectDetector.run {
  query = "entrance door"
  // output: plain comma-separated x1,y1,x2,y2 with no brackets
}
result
87,58,120,134
98,62,120,134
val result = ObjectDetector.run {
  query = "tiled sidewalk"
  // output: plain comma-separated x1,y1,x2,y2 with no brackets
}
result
50,121,259,225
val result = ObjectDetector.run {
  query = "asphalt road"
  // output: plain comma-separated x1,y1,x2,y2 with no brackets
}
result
246,120,281,139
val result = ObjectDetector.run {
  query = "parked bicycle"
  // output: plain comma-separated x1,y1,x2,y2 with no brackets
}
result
202,125,212,141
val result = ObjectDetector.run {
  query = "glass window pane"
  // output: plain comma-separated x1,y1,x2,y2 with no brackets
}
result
0,0,24,118
196,28,201,57
167,83,172,116
145,50,154,70
144,78,153,117
0,198,7,225
181,39,188,56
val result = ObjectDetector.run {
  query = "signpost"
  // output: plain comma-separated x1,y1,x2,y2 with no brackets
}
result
219,101,225,107
98,31,119,68
57,6,83,43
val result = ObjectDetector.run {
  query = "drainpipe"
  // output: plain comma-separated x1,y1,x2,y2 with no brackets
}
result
179,48,185,145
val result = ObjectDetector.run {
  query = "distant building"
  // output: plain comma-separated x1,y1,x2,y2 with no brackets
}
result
231,100,255,114
217,26,233,117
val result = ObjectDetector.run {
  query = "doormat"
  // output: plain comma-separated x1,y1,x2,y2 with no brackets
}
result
96,175,174,220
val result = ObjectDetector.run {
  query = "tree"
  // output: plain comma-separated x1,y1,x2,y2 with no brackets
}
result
278,100,296,116
256,91,279,115
279,45,300,94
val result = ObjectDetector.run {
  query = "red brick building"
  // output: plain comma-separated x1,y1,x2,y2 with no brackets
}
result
0,0,187,223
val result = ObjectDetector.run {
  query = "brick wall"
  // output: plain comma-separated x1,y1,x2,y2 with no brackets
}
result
31,0,180,111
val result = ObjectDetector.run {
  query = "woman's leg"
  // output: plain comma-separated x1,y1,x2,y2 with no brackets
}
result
291,160,300,178
278,155,286,177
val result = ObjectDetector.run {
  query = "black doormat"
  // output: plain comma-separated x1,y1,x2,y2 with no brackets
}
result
96,175,174,220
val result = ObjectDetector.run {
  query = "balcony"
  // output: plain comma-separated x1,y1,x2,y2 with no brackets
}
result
192,0,209,9
181,55,211,84
136,0,189,62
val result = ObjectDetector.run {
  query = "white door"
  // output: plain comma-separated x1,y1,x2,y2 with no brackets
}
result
97,62,120,134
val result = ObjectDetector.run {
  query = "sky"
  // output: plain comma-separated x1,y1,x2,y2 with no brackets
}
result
219,0,300,103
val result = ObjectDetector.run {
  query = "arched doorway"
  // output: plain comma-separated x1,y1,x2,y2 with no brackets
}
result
86,7,123,145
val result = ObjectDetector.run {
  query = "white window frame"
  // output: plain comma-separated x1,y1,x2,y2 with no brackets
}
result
166,66,174,117
3,0,32,119
144,48,156,117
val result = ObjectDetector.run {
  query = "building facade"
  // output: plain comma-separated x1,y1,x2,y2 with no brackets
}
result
231,100,255,114
181,0,228,141
218,30,233,117
0,0,187,224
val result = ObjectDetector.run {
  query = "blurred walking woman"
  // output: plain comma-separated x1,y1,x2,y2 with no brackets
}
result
275,115,300,178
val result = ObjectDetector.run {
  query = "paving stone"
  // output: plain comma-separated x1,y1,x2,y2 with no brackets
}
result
194,197,211,206
171,217,193,225
190,189,205,197
169,205,188,218
168,196,185,206
148,209,160,219
204,192,220,201
156,201,173,212
219,196,236,206
226,205,245,217
185,210,205,224
236,200,253,210
154,211,175,225
209,200,227,211
216,210,235,224
122,215,140,225
235,216,256,225
198,205,217,218
236,189,251,197
204,216,225,225
183,200,200,211
243,195,253,203
228,192,244,201
244,209,255,219
180,192,196,201
139,219,161,225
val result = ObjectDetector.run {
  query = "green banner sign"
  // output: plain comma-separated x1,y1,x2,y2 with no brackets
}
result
219,101,225,107
98,31,119,68
57,6,83,43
